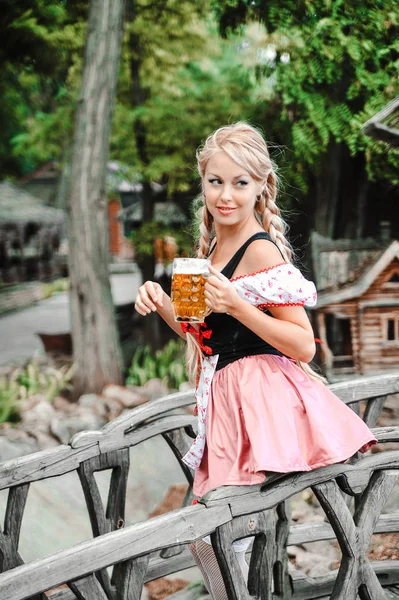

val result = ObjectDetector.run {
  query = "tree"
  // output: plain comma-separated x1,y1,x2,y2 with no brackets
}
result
67,0,125,396
211,1,399,242
0,0,88,178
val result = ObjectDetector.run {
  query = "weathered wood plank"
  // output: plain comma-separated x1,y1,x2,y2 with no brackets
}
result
363,396,388,428
0,484,30,572
68,574,108,600
140,510,399,583
288,513,399,545
100,414,197,454
291,562,399,599
112,555,149,600
71,390,195,449
0,504,232,600
212,509,275,599
274,501,293,599
201,451,399,517
372,426,399,443
78,449,130,537
78,448,130,596
0,444,99,491
329,373,399,405
144,550,196,583
162,428,195,488
312,480,359,599
311,470,398,600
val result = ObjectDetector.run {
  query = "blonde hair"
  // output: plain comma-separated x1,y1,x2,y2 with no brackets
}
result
186,122,323,383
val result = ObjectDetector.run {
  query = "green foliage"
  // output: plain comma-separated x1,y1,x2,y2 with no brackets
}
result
130,222,194,261
112,5,256,193
0,356,75,424
0,0,87,177
126,340,188,390
0,371,21,424
212,0,399,190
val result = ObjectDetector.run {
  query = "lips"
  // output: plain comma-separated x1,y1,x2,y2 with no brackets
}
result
217,207,237,215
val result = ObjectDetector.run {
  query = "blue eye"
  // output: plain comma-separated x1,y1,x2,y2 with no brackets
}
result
208,178,221,185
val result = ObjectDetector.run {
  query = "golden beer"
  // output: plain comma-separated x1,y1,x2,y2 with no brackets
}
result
171,258,211,322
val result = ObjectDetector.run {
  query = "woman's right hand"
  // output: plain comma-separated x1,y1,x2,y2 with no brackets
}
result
134,281,164,316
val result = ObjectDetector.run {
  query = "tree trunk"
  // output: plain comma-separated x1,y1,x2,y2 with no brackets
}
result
313,140,342,238
67,0,125,397
128,8,161,349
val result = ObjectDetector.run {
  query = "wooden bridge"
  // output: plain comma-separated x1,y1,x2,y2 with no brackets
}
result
0,373,397,599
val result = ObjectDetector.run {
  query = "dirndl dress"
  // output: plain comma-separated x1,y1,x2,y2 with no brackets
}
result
180,233,377,498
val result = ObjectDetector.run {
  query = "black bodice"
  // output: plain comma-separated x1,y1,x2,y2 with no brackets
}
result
204,232,284,371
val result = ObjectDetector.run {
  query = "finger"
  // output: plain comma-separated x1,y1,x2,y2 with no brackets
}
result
205,276,224,291
138,288,157,312
135,296,152,314
146,282,165,309
147,283,163,306
208,265,228,281
134,301,149,316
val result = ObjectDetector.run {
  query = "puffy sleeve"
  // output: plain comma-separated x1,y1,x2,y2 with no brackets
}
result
232,263,317,307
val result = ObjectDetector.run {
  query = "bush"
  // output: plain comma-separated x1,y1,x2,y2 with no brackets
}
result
0,356,75,423
126,339,188,390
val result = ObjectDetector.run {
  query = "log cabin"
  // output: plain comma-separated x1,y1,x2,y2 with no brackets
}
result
311,229,399,380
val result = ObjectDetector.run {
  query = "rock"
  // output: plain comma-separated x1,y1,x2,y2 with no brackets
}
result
0,434,39,462
21,399,57,435
148,484,189,519
50,409,105,445
20,395,42,412
143,379,170,400
145,578,190,600
179,382,193,393
103,396,125,421
53,396,77,415
288,540,339,577
79,393,108,418
102,385,148,409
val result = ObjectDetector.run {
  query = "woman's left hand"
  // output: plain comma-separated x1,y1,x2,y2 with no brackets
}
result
204,265,241,313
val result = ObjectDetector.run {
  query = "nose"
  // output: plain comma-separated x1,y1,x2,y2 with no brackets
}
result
220,184,233,202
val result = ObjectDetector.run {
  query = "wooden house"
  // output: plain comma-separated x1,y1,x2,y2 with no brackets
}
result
310,230,399,379
362,96,399,146
0,182,66,283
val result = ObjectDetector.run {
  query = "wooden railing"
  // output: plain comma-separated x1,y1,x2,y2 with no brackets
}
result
0,373,397,599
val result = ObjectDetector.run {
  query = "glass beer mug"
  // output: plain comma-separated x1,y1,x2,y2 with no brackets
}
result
171,258,212,322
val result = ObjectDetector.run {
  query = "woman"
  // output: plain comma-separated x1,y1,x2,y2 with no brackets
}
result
134,122,376,598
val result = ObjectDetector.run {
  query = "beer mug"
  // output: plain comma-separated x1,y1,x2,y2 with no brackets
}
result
171,258,211,322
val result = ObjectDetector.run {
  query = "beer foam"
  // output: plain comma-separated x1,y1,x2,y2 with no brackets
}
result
173,258,210,275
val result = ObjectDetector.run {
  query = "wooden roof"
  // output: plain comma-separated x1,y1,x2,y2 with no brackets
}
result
311,232,385,291
0,183,65,226
362,97,399,146
313,236,399,308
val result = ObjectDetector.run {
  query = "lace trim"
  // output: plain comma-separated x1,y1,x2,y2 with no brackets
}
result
230,262,287,282
257,302,305,309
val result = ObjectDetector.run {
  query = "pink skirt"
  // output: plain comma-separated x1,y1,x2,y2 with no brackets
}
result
193,355,377,498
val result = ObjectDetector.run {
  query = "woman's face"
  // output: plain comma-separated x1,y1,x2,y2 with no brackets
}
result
203,150,263,228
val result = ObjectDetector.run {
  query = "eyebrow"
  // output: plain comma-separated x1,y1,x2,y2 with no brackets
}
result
207,173,250,179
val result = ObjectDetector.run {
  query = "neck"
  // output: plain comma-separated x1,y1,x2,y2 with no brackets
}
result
214,217,263,245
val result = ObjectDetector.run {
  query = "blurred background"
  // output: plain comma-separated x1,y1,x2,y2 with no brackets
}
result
0,3,398,591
